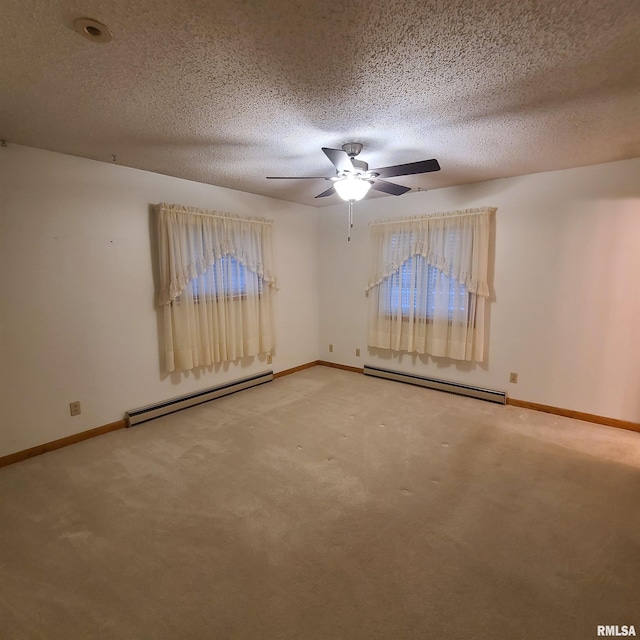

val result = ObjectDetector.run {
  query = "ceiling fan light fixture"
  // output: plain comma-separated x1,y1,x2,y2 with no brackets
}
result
334,175,371,201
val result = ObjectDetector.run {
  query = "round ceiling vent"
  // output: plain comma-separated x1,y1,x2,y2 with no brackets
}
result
72,17,113,43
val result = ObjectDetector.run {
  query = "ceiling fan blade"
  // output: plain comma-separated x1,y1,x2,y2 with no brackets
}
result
371,179,412,196
266,176,331,179
322,147,355,174
373,159,440,179
315,186,336,198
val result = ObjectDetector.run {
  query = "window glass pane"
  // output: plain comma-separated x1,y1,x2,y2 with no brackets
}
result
386,234,467,319
192,256,247,298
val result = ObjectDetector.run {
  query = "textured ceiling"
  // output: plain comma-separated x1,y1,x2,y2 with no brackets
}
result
1,0,639,206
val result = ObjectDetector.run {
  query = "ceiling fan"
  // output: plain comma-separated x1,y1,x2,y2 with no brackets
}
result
266,142,441,201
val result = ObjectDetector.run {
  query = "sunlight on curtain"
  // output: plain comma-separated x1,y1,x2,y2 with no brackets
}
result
156,203,277,372
366,208,494,362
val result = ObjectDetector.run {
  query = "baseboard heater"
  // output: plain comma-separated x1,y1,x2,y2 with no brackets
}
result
363,365,506,405
126,370,273,427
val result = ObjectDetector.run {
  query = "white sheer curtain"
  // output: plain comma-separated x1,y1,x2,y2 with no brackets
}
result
156,203,276,372
367,208,494,362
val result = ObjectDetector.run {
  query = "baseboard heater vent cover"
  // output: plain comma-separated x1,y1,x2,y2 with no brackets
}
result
363,365,506,405
126,370,273,427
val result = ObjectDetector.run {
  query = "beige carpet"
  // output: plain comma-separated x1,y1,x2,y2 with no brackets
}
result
1,366,639,639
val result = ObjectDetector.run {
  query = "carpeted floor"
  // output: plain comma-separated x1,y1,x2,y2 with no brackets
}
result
1,366,639,639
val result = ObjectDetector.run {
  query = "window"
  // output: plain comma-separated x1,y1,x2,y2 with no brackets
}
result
156,203,276,372
387,253,469,321
190,255,247,301
367,208,494,362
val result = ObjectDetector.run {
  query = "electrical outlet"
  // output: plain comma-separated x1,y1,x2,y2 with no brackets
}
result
355,348,361,357
266,352,272,365
329,344,333,353
69,401,81,416
509,372,518,384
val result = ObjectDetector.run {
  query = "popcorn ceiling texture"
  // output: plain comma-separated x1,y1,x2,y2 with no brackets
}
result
1,0,638,206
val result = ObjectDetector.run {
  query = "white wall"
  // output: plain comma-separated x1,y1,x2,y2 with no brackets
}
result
318,159,640,423
0,145,320,456
2,148,638,458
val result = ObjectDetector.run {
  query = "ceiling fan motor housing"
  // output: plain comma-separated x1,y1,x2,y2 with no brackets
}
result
342,143,368,173
342,142,363,157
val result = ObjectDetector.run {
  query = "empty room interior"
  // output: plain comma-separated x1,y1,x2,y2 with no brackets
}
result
1,1,639,639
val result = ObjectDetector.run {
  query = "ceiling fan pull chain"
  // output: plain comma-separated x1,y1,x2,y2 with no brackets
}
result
347,200,354,242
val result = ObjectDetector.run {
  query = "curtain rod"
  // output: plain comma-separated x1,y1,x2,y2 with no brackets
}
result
157,203,273,225
369,207,496,226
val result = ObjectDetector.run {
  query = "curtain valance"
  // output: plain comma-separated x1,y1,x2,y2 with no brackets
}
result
366,207,495,297
156,203,277,305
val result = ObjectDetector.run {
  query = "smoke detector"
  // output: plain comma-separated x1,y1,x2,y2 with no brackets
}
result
72,17,113,43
